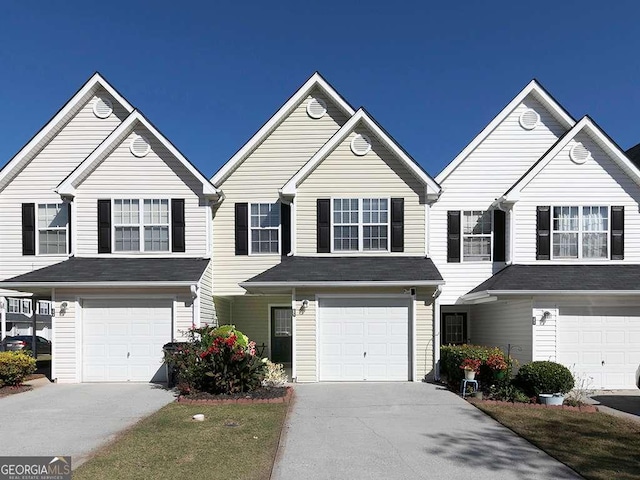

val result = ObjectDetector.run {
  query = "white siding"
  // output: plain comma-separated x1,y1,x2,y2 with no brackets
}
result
532,306,558,362
515,131,640,262
296,129,427,255
74,126,209,256
431,96,567,304
199,261,215,326
0,90,128,280
470,299,533,368
174,296,193,339
212,89,348,295
213,296,232,324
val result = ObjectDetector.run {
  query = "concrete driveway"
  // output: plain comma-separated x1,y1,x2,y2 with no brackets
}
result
0,383,175,467
272,383,582,480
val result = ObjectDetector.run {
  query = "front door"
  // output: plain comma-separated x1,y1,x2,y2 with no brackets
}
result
271,307,292,364
441,313,468,345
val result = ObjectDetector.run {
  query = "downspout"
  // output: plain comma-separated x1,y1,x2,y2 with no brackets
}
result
190,284,199,330
432,285,443,381
0,297,6,341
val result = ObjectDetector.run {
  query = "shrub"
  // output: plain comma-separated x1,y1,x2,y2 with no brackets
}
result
460,358,481,373
440,344,510,385
515,361,575,396
262,360,288,387
0,351,37,387
489,384,531,403
486,353,508,371
164,325,266,395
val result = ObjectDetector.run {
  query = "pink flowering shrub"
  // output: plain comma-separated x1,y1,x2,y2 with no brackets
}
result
164,325,265,395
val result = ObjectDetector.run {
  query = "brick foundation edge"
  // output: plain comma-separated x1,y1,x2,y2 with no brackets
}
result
177,386,294,405
469,398,599,413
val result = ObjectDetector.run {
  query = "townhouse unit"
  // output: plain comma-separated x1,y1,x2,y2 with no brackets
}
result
1,73,639,389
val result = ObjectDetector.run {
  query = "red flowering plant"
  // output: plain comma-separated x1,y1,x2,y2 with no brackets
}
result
459,358,481,373
164,325,265,395
486,353,508,371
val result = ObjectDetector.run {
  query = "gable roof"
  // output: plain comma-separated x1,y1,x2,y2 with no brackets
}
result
211,72,356,187
501,115,640,202
56,110,218,197
0,72,134,192
435,79,576,184
280,108,440,196
625,142,640,169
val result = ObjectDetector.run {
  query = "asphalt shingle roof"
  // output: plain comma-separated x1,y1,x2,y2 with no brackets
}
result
1,257,210,284
467,264,640,295
244,256,443,283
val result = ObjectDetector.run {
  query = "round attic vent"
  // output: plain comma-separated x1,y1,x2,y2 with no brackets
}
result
570,142,591,164
307,97,327,119
519,109,540,130
93,97,113,119
350,133,372,156
130,134,150,158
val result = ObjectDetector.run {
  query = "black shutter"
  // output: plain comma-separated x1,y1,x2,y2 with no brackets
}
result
317,199,330,253
611,206,624,260
235,203,249,255
281,202,291,256
171,199,186,253
97,200,111,254
536,206,551,260
67,202,72,254
493,209,506,262
22,203,36,256
447,211,461,262
390,198,404,252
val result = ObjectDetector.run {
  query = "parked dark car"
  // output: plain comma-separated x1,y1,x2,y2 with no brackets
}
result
0,336,51,355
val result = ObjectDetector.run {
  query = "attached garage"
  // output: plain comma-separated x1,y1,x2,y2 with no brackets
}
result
82,298,173,382
318,297,410,381
557,306,640,389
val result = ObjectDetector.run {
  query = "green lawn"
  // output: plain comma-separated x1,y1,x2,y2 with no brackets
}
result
74,402,288,480
475,403,640,480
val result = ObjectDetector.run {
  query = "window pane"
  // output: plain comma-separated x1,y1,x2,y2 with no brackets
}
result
38,230,67,254
553,206,578,231
583,233,607,258
144,226,169,251
38,204,67,228
463,237,491,261
463,211,491,234
553,232,578,258
115,227,140,251
334,226,359,251
582,206,608,231
363,225,388,251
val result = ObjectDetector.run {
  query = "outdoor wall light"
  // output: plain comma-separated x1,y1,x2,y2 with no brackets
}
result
299,299,309,314
59,302,68,316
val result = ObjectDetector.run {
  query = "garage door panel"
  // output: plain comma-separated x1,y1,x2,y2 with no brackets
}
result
82,299,171,383
319,297,409,382
559,307,640,389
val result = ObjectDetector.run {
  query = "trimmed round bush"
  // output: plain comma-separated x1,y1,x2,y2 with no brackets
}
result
515,361,574,396
0,351,37,387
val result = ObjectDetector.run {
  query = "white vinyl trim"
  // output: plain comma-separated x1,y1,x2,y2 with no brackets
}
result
291,288,296,380
461,289,640,303
280,109,440,196
211,72,355,187
241,280,445,289
436,79,575,184
56,111,219,197
0,281,195,288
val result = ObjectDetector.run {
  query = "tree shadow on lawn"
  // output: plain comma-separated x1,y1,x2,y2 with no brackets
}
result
421,407,581,480
591,395,640,417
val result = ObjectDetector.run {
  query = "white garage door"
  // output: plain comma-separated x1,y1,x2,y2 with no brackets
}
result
558,307,640,389
318,297,409,381
82,299,172,382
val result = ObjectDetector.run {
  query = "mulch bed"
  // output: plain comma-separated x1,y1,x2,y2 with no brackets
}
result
0,385,32,398
25,373,46,381
177,386,293,405
468,398,599,413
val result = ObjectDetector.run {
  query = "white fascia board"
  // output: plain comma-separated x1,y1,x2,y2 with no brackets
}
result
281,109,441,195
460,289,640,303
0,73,134,188
435,80,576,184
0,281,194,289
57,111,219,197
212,72,356,187
240,280,445,289
503,117,640,201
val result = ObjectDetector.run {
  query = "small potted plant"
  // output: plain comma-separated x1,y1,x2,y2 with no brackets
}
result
460,358,481,380
486,353,508,380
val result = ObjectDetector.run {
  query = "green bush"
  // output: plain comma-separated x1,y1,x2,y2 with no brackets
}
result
515,361,575,396
489,384,531,403
440,344,510,385
0,351,37,387
164,325,266,395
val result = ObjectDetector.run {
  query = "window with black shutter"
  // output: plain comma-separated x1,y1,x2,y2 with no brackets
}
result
447,211,461,262
235,203,249,255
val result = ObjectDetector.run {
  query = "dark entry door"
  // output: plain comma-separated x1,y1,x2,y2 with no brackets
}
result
441,312,468,345
271,307,292,363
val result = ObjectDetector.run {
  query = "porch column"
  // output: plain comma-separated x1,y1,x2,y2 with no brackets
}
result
0,296,6,341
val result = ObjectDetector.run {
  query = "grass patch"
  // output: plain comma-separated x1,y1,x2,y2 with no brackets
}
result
74,402,287,480
476,403,640,480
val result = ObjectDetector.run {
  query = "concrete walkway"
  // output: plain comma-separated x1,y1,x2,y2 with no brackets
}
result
0,383,175,467
272,383,582,480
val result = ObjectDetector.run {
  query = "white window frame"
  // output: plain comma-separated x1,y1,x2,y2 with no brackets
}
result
8,298,33,316
112,198,172,253
36,202,68,256
330,197,391,253
249,202,281,255
38,300,52,316
461,210,493,263
551,205,610,260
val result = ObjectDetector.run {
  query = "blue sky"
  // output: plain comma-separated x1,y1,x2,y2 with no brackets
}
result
1,1,639,178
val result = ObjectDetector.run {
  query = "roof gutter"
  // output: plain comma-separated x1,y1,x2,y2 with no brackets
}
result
0,281,196,289
460,289,640,303
240,280,445,289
